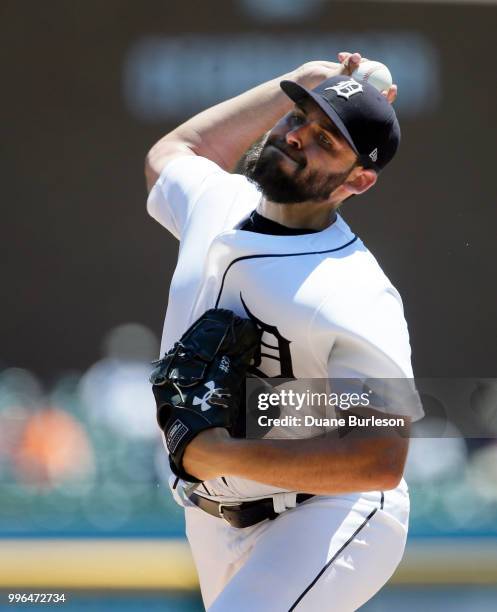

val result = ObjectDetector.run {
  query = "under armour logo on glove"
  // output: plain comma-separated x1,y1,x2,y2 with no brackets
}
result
192,380,230,411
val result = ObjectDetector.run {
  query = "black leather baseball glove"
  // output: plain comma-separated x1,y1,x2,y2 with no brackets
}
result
150,308,261,482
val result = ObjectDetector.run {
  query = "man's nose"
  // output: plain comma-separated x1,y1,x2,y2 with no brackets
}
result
286,124,309,149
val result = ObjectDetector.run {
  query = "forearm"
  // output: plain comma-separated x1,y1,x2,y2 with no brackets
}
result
184,430,407,495
147,61,345,173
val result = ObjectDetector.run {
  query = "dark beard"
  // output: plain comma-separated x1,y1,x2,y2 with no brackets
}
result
244,136,354,204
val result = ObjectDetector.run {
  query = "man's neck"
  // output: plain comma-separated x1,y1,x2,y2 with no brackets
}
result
257,197,337,231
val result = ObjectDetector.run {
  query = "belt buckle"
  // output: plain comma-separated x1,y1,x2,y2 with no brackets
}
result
218,501,241,526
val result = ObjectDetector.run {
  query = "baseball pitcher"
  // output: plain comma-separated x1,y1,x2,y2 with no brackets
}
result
145,52,424,611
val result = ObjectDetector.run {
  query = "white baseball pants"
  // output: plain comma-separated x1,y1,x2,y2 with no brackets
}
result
183,484,409,611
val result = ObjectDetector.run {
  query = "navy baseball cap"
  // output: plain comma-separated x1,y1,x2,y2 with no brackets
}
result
280,76,400,171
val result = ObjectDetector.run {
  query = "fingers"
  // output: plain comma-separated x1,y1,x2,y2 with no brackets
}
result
338,51,362,75
382,84,398,105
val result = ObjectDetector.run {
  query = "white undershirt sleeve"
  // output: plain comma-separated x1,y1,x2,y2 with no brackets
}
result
146,155,231,240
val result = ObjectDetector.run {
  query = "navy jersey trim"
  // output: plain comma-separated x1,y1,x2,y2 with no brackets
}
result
261,340,278,349
214,236,358,308
288,491,383,611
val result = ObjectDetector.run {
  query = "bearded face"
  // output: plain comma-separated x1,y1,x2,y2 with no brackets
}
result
244,133,355,204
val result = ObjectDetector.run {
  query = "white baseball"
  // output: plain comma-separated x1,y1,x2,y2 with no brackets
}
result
351,61,393,93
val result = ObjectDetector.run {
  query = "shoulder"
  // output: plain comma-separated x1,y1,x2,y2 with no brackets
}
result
150,154,226,192
151,154,257,201
147,154,260,239
342,223,402,297
315,226,409,342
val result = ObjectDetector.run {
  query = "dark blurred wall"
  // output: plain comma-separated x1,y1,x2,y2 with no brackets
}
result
2,0,496,378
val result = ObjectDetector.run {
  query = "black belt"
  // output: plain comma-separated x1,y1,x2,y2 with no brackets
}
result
188,491,314,528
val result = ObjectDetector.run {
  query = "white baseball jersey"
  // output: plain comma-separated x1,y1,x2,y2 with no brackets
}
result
147,154,423,500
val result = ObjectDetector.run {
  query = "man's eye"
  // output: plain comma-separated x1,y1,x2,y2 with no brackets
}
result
318,132,333,148
288,112,304,126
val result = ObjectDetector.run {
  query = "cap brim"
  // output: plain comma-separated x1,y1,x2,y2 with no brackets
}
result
280,80,359,156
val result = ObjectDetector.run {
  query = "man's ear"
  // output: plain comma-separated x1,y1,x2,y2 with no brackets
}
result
342,168,377,196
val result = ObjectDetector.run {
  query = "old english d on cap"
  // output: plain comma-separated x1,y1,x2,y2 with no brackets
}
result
280,76,400,171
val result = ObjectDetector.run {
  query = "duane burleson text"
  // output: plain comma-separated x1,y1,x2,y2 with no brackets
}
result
257,415,406,428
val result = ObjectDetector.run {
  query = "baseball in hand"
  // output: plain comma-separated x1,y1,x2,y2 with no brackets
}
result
351,61,393,93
